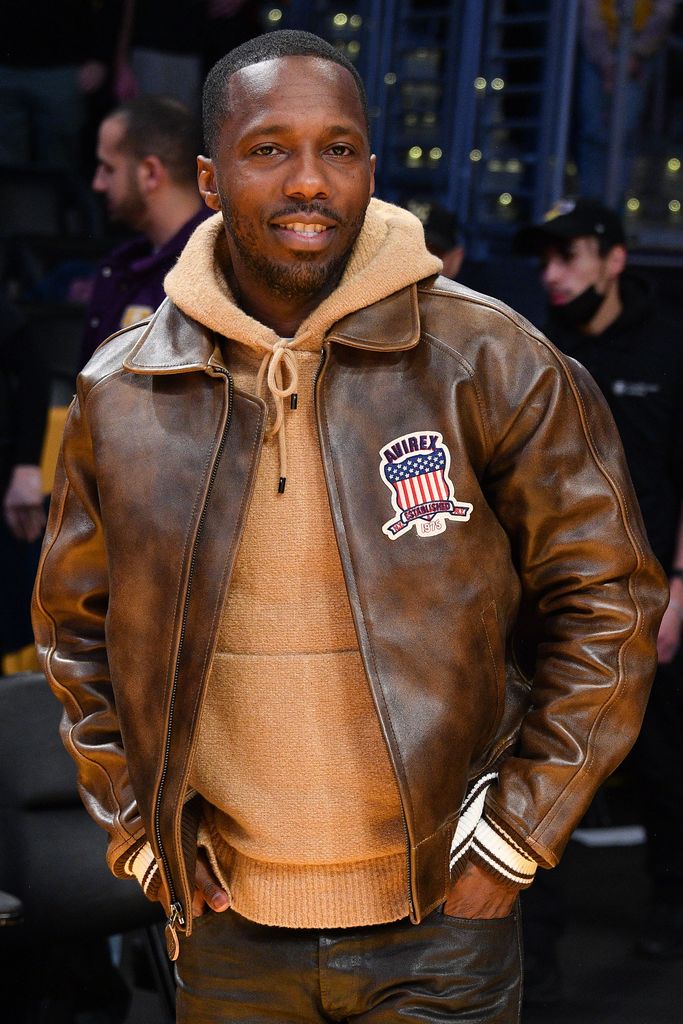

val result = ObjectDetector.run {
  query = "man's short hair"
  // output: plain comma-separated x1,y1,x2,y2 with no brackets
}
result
113,96,202,187
202,29,370,157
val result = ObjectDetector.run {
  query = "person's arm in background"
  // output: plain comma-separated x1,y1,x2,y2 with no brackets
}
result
658,510,683,663
1,305,50,543
657,349,683,663
581,0,614,73
634,0,677,60
111,0,138,101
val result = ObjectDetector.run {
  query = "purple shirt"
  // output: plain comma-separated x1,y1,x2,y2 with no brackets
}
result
81,207,211,366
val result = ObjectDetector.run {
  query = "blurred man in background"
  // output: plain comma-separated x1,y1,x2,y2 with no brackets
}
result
82,95,209,363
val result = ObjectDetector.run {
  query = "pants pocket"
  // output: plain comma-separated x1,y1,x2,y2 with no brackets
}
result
413,902,523,1023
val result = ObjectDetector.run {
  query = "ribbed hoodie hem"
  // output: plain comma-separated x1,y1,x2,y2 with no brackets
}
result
205,825,409,929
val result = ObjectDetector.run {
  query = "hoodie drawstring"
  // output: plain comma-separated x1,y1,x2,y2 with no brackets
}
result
255,334,312,493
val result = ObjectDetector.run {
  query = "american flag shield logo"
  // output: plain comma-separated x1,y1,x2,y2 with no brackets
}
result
379,431,473,540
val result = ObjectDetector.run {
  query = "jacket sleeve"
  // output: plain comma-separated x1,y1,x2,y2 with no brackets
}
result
479,342,668,870
31,381,161,898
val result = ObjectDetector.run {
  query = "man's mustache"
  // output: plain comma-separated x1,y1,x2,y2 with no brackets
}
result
269,203,343,225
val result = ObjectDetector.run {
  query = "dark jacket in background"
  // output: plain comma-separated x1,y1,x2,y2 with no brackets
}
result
81,208,210,365
545,272,683,571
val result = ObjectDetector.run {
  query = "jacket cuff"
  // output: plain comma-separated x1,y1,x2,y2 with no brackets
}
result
470,814,538,889
124,840,162,900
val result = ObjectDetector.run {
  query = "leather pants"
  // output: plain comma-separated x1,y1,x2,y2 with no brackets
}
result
175,902,522,1023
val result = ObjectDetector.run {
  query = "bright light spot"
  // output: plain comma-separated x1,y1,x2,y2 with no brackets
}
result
267,8,282,22
489,159,503,172
498,192,513,206
474,77,487,91
423,112,436,125
350,14,362,27
408,146,423,160
669,199,681,213
469,149,482,162
667,157,681,173
348,40,360,56
626,197,640,212
491,78,505,91
429,147,442,160
505,159,523,173
384,72,397,85
333,13,348,27
405,113,418,126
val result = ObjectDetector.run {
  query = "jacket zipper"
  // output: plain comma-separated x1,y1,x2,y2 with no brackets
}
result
156,366,234,960
313,344,416,921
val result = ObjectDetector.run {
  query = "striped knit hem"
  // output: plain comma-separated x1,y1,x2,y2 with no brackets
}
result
450,774,537,890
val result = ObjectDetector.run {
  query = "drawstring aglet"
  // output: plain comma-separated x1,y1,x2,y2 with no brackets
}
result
278,477,287,494
290,393,298,410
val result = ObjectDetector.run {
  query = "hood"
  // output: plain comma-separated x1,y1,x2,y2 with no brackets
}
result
163,197,442,353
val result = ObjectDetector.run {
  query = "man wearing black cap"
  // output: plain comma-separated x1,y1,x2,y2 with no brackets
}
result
517,197,683,960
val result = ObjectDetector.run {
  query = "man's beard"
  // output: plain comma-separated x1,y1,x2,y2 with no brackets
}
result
220,196,366,302
111,167,146,231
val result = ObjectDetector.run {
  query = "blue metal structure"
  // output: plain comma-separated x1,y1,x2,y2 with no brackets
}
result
265,0,582,251
259,1,587,252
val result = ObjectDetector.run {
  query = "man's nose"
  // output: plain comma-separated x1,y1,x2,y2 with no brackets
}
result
92,167,105,193
283,150,329,201
541,259,560,287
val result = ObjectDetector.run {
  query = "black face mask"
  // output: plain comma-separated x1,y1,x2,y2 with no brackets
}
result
551,284,605,327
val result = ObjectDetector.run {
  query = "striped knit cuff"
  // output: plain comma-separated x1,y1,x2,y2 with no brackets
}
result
470,815,538,889
124,840,162,899
449,772,538,890
449,771,497,877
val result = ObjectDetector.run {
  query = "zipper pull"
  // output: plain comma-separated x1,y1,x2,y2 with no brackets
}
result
165,902,184,961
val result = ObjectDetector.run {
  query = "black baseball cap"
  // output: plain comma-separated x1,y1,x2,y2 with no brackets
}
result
514,198,625,254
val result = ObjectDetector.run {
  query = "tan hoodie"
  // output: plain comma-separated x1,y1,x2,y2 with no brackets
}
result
165,199,441,928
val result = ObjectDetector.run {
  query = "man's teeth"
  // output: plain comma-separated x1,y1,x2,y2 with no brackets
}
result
282,223,327,233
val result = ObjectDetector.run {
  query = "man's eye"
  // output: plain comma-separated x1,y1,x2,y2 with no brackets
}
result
328,144,353,157
252,145,278,156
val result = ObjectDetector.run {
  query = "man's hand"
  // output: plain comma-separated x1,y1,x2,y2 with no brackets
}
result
657,598,682,664
443,860,518,920
191,850,230,919
3,465,46,542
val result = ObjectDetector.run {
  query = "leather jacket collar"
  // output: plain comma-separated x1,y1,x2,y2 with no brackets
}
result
123,282,427,376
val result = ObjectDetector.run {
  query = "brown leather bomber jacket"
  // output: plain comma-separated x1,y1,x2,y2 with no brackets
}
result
33,275,667,939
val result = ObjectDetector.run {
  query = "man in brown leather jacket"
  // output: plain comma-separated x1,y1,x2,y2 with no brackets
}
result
33,30,667,1024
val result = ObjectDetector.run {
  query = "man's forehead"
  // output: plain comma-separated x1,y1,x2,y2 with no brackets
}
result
223,55,364,124
543,235,598,255
100,114,127,150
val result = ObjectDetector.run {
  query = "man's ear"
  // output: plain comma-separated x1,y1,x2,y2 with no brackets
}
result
606,243,627,279
137,155,165,194
197,155,221,211
368,153,376,199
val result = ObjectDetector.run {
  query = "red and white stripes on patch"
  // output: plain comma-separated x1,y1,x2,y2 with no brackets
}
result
392,468,449,509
